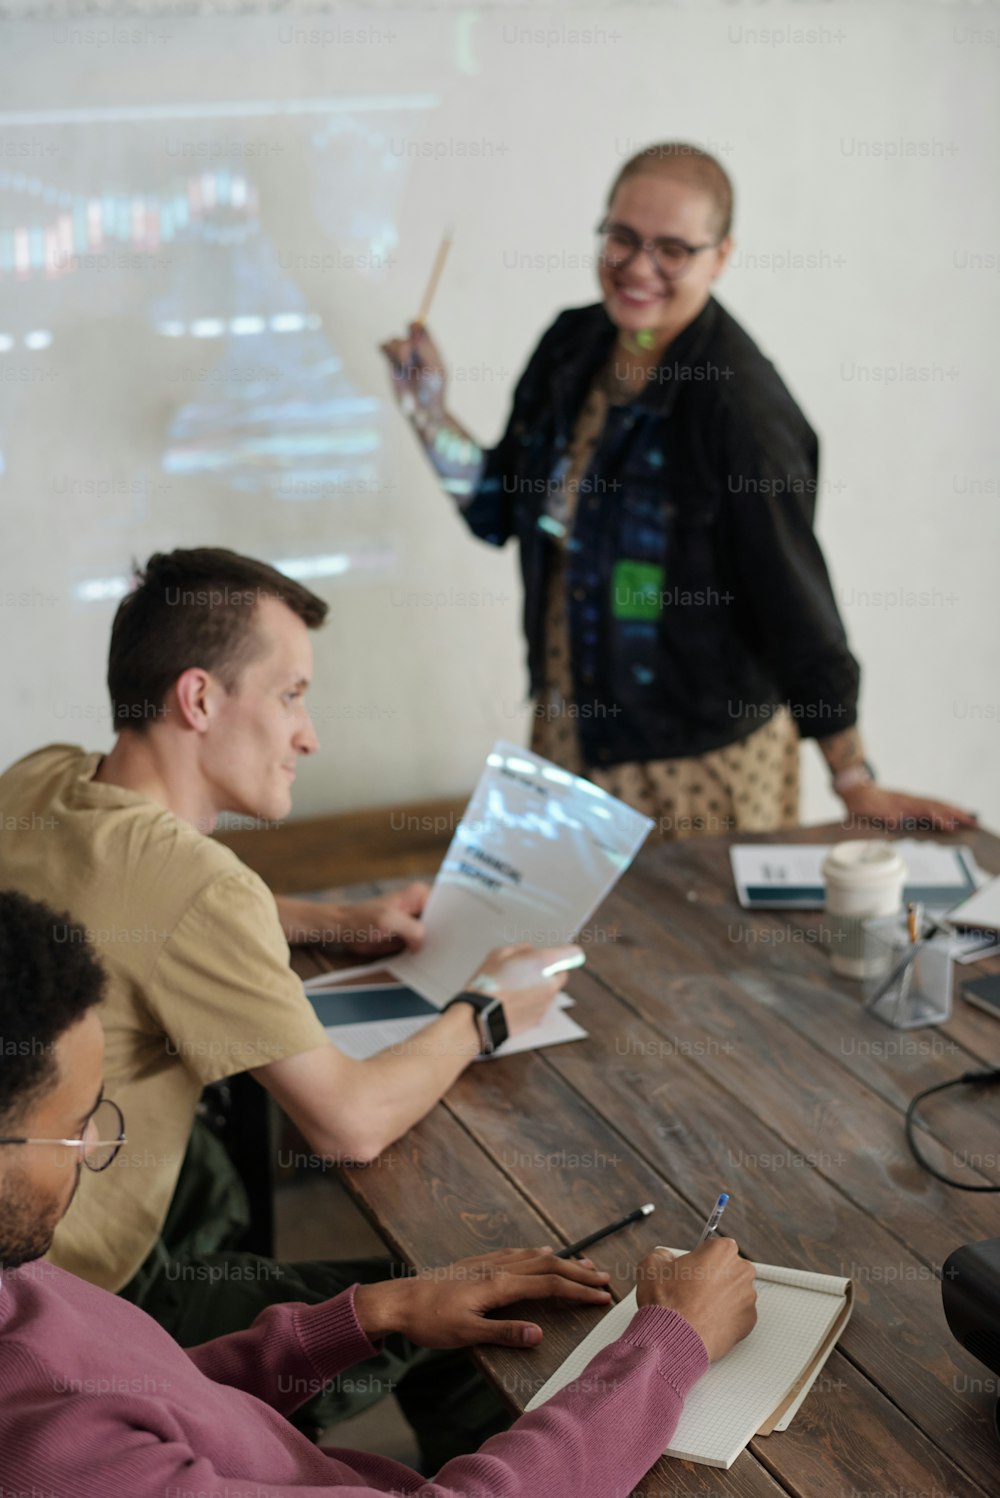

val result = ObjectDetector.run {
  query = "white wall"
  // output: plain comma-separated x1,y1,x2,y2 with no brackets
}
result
1,2,998,828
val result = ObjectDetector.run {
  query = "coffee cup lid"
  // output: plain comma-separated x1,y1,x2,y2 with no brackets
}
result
821,839,907,884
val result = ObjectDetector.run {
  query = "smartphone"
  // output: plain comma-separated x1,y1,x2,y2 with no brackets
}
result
961,974,1000,1019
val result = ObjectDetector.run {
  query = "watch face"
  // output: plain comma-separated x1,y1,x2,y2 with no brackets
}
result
484,999,508,1053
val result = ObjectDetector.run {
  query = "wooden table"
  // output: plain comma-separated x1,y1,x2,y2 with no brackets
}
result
293,824,1000,1497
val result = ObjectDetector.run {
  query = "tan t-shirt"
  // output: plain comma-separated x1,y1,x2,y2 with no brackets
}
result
0,745,329,1292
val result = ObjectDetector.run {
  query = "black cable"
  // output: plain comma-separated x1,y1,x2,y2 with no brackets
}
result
905,1067,1000,1190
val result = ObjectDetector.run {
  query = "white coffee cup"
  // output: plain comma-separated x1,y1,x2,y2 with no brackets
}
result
821,841,907,978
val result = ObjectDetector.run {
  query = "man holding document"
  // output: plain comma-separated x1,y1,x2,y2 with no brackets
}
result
317,739,654,1055
0,546,581,1457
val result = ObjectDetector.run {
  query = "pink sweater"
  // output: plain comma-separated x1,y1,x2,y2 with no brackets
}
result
0,1260,709,1497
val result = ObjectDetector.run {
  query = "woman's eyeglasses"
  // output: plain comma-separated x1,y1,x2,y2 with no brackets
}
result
597,219,721,282
0,1096,126,1173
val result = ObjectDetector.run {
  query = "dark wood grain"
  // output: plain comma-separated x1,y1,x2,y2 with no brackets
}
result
288,826,1000,1496
578,911,1000,1247
637,1350,992,1498
611,842,1000,1185
744,1349,989,1498
335,1090,783,1498
622,1458,793,1498
536,971,1000,1493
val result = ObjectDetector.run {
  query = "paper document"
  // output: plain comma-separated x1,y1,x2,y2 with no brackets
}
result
730,841,981,912
321,742,652,1008
389,743,652,1005
306,982,587,1061
953,932,1000,964
940,875,1000,936
527,1249,852,1469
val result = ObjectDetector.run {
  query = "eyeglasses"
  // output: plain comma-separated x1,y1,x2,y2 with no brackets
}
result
596,219,721,282
0,1097,126,1173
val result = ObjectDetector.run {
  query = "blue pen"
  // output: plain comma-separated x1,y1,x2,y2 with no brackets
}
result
697,1191,729,1245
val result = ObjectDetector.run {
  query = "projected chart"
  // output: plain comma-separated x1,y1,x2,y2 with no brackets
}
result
0,167,259,279
157,235,383,498
0,90,436,597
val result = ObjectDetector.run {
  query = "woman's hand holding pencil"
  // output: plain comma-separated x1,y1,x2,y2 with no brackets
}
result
380,230,485,491
380,321,449,426
380,229,452,424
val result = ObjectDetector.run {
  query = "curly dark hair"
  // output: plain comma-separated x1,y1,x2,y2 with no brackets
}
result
0,890,106,1129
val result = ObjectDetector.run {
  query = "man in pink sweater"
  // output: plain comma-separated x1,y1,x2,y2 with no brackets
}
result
0,890,757,1496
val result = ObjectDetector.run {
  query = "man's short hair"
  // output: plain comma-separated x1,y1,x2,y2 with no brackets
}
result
0,891,105,1130
609,142,734,241
107,548,329,732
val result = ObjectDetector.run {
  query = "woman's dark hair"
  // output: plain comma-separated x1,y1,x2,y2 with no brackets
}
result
107,547,329,732
0,890,105,1129
609,142,734,241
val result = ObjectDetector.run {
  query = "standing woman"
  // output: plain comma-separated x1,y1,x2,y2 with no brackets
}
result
382,144,974,837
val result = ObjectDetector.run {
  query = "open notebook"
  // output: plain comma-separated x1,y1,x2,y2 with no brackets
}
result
526,1249,853,1469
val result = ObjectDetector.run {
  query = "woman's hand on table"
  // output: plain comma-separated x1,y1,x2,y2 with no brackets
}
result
354,1247,613,1349
839,783,978,834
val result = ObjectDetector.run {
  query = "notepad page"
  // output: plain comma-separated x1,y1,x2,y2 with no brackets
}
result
663,1276,845,1466
526,1253,848,1469
753,1262,849,1297
525,1291,639,1407
769,1298,851,1435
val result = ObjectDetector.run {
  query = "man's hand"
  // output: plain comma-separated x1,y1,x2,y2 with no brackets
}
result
333,883,429,956
292,883,429,956
839,784,977,835
354,1247,612,1350
635,1239,757,1362
465,943,583,1037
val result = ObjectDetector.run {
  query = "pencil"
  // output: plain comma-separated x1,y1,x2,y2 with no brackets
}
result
555,1203,655,1259
413,230,453,327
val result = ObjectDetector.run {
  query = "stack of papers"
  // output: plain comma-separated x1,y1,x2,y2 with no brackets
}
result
941,877,1000,936
727,850,999,964
730,841,981,912
730,841,998,963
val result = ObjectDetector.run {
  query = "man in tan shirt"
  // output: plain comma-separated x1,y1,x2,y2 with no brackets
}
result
0,546,573,1459
0,740,331,1292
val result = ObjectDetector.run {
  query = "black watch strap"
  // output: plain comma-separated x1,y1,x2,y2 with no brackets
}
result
446,991,509,1056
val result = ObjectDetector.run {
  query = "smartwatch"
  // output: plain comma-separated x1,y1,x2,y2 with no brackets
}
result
446,991,509,1056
